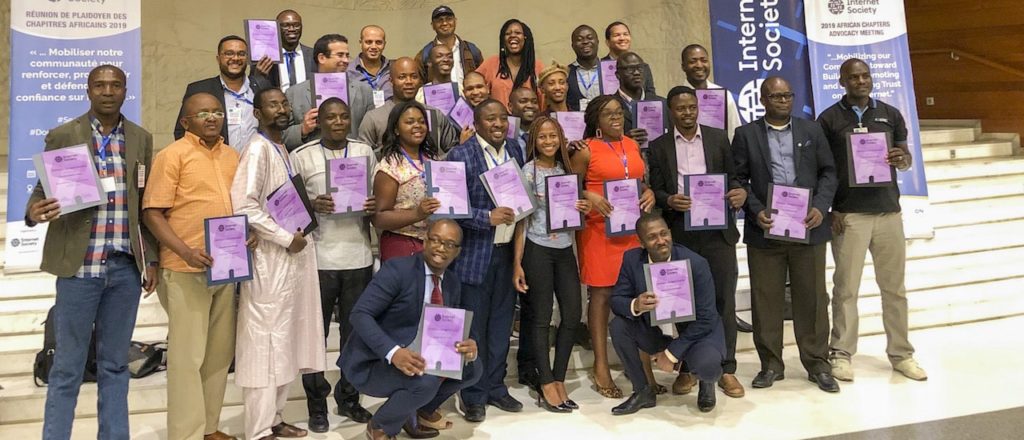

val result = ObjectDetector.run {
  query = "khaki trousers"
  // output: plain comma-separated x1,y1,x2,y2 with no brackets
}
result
158,270,237,440
830,212,915,364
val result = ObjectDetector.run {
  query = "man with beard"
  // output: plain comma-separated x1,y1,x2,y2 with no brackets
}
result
231,88,326,440
282,34,375,151
415,5,484,87
680,44,742,142
250,9,315,91
174,35,271,150
507,87,539,158
349,25,393,105
567,25,601,111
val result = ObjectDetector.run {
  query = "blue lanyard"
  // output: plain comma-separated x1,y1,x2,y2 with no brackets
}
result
223,86,254,106
261,132,293,177
603,140,629,179
484,143,510,168
360,68,383,90
400,147,425,179
577,69,598,92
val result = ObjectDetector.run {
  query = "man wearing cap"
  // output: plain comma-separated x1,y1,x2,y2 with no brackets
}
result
416,5,484,88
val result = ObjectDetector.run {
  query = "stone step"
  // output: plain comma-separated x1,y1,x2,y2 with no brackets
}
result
921,156,1024,182
920,140,1014,162
0,293,167,337
928,195,1024,229
919,127,976,145
927,174,1024,204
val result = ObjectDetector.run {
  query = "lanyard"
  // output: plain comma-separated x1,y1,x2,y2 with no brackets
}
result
96,128,117,176
400,147,425,179
577,69,598,92
603,140,629,179
223,86,254,106
484,143,510,168
360,68,384,90
261,132,293,177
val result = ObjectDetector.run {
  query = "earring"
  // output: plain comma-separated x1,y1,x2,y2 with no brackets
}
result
596,128,603,139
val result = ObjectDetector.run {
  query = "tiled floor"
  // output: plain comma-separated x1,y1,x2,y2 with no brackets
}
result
2,315,1024,439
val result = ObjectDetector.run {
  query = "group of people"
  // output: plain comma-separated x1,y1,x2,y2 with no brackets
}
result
26,5,928,440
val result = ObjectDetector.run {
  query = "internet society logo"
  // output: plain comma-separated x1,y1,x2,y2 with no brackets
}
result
828,0,846,14
738,79,766,124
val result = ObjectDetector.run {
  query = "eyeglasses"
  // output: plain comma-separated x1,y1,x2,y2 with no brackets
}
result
427,236,461,251
620,63,648,74
766,92,795,102
221,51,248,59
187,111,225,120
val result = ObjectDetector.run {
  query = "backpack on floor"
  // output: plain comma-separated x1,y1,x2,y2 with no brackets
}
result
126,341,166,379
33,306,98,386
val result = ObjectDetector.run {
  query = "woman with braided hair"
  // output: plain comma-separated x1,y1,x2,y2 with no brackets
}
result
475,19,545,110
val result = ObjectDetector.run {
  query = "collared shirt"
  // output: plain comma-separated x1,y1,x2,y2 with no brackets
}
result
617,88,646,104
79,115,131,278
450,37,465,85
681,77,742,142
220,76,257,151
514,128,529,159
674,127,708,190
290,139,377,270
278,48,308,92
476,133,515,244
143,132,239,272
348,54,393,100
570,61,601,103
766,121,797,185
385,262,444,363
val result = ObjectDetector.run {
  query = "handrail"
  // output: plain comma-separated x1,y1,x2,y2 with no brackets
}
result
910,48,1024,80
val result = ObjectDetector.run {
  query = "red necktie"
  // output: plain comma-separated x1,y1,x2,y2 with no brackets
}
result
430,274,443,305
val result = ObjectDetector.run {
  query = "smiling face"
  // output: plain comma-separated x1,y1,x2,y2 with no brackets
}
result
509,88,539,125
319,101,351,142
681,46,710,84
396,106,427,147
572,26,598,60
431,13,457,39
182,93,224,143
429,45,454,78
217,39,248,79
533,120,563,161
463,72,489,107
475,101,510,147
391,58,423,101
277,11,302,49
840,60,873,101
503,22,525,55
87,67,127,119
638,217,672,262
597,98,625,139
541,71,568,105
360,26,386,61
606,24,631,53
317,40,351,73
424,220,462,272
669,92,699,132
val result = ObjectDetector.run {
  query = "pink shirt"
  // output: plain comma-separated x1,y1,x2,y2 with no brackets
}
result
675,127,708,190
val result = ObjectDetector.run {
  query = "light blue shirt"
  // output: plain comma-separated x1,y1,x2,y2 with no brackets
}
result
220,76,257,151
766,121,796,185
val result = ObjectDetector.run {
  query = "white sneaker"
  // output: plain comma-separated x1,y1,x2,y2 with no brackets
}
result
830,357,854,382
893,358,928,381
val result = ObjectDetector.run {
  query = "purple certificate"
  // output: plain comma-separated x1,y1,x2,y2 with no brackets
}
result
423,83,458,115
267,175,317,236
604,178,641,237
645,259,696,326
847,132,894,187
204,215,253,286
545,174,584,233
449,97,474,130
599,60,620,95
634,100,665,149
425,160,471,219
312,72,349,107
243,19,282,63
696,88,728,130
554,111,586,142
506,116,521,140
413,305,473,379
684,173,728,231
765,183,812,243
33,144,105,214
480,160,536,221
326,156,369,216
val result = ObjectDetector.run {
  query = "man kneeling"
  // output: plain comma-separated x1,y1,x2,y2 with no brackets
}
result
610,213,726,415
341,219,481,440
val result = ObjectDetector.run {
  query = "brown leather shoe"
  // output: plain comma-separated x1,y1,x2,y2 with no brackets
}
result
671,372,697,395
204,432,239,440
718,373,746,398
366,421,396,440
271,422,307,438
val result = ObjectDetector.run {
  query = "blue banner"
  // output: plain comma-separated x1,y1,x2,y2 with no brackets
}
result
805,1,932,237
709,0,815,124
5,0,142,272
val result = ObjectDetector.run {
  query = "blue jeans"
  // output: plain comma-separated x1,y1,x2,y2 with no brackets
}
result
43,253,142,440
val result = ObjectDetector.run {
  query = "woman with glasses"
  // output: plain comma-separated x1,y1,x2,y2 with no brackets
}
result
372,100,442,261
569,95,655,399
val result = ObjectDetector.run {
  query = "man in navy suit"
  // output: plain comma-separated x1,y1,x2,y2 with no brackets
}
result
608,213,725,416
446,99,524,422
733,76,840,393
341,220,480,440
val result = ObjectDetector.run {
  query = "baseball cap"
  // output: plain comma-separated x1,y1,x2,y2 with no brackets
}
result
432,5,455,19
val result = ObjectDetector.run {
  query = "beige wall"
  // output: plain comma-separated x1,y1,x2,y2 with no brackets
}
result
1,0,711,153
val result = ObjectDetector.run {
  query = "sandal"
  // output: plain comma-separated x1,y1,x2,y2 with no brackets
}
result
417,410,453,430
588,370,623,399
652,384,668,395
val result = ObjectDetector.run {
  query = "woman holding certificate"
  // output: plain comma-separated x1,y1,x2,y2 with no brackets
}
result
372,101,442,261
570,95,655,398
512,116,591,412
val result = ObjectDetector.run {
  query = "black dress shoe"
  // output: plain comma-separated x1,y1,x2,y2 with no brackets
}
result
610,388,657,415
488,394,523,413
461,403,486,422
308,413,329,433
337,401,373,423
697,381,716,412
808,372,840,393
537,395,571,413
736,317,753,333
402,416,439,439
751,370,785,388
562,399,579,410
518,370,540,389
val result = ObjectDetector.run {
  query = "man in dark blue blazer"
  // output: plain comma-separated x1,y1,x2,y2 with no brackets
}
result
732,76,840,393
445,99,525,422
609,213,725,415
341,220,480,440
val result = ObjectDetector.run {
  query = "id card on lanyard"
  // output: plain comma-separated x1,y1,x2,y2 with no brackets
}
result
98,133,116,193
360,68,387,108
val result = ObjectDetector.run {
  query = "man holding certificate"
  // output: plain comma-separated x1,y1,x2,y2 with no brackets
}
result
230,88,325,440
291,97,379,432
817,58,926,382
648,86,747,399
611,52,667,149
446,99,526,422
608,214,724,415
679,44,742,142
143,92,257,440
341,220,480,440
733,77,839,393
26,65,159,440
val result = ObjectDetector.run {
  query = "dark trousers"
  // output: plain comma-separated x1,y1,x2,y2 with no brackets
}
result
522,241,582,384
670,230,739,374
460,245,516,405
360,359,482,436
610,316,723,392
747,243,830,375
302,266,373,416
515,290,536,380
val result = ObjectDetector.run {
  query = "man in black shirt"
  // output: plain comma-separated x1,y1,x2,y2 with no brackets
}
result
816,58,926,383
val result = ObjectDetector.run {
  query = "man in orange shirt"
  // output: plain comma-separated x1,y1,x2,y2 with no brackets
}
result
143,92,254,440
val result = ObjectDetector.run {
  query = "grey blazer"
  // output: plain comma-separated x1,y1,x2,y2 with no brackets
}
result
283,72,375,150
